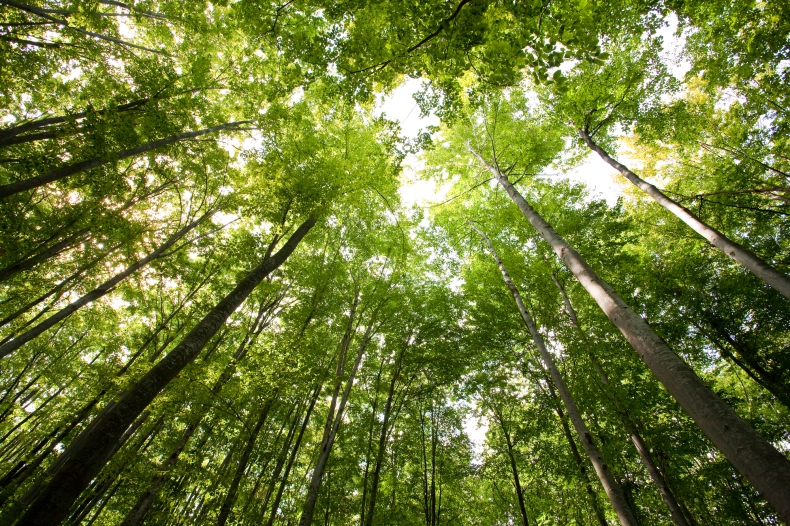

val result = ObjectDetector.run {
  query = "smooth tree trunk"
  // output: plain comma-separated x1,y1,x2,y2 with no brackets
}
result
14,216,315,526
491,404,530,526
298,317,375,526
0,213,211,358
119,294,280,526
215,396,277,526
579,129,790,300
364,349,403,526
469,220,638,526
0,121,252,198
470,146,790,522
265,385,320,526
0,227,89,283
552,273,692,526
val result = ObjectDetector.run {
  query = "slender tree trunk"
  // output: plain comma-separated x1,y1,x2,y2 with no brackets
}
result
0,228,89,283
360,365,383,526
491,404,529,526
265,385,320,526
0,213,210,358
215,395,277,526
298,318,374,526
579,129,790,300
119,294,280,526
468,219,638,526
258,398,304,518
0,121,252,198
552,273,691,526
364,349,403,526
470,146,790,522
14,216,315,526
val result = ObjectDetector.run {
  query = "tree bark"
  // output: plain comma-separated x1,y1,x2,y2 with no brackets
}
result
265,385,320,526
469,219,638,526
298,313,374,526
491,404,529,526
552,273,691,526
364,349,403,526
0,213,210,358
579,129,790,301
0,121,252,198
215,395,277,526
14,216,315,526
470,146,790,522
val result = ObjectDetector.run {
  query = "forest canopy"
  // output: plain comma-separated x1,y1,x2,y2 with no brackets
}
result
0,0,789,525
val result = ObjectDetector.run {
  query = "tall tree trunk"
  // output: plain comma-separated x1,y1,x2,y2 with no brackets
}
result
0,228,89,283
364,348,403,526
265,385,320,526
470,146,790,522
14,216,315,526
298,317,374,526
360,364,383,526
0,121,252,198
490,404,529,526
215,395,277,526
469,220,638,526
578,129,790,300
552,272,691,526
0,212,211,358
119,294,281,526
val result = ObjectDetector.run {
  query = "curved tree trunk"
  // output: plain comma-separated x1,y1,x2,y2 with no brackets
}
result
14,216,315,526
578,129,790,301
470,146,790,522
469,220,638,526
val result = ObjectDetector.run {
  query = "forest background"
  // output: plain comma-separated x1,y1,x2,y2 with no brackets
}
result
0,0,789,525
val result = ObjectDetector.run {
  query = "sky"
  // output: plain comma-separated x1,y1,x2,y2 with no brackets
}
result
376,13,690,209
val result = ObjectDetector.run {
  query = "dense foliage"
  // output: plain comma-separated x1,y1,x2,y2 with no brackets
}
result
0,0,789,525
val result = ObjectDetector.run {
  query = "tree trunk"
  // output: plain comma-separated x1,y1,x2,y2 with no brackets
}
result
215,395,277,526
470,146,790,522
119,294,280,526
0,228,89,283
14,216,315,526
469,219,638,526
552,272,691,526
265,385,321,526
0,121,252,198
298,317,374,526
364,349,403,526
579,129,790,301
0,213,211,358
491,404,529,526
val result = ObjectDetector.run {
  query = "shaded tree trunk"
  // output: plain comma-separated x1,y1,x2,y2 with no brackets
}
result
579,129,790,300
552,272,691,526
0,212,211,358
15,216,315,526
215,395,277,526
470,146,790,522
298,313,375,526
490,404,529,526
469,219,638,526
0,121,252,198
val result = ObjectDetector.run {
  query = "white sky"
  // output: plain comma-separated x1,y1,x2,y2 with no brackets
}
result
377,13,690,208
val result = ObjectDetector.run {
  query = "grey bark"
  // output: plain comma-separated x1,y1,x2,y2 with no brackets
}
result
468,219,638,526
470,145,790,522
298,311,375,526
15,216,315,526
579,129,790,301
552,272,691,526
